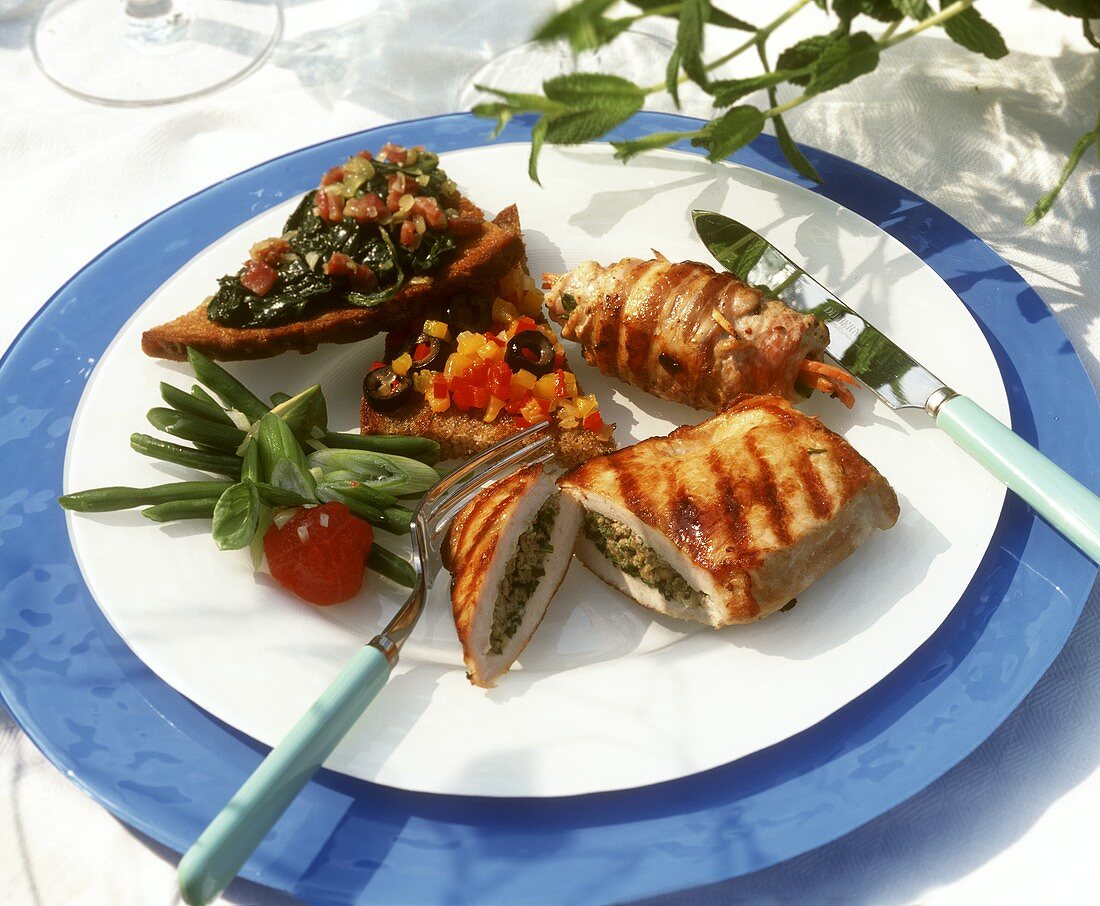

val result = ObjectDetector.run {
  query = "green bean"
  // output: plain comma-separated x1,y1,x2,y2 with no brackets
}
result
191,384,227,413
253,482,312,508
146,407,246,454
160,382,235,426
320,480,399,508
187,347,269,421
130,433,243,478
58,480,234,512
142,498,220,522
367,542,417,588
320,431,440,466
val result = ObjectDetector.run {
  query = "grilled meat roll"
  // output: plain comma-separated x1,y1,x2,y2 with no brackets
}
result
544,258,832,409
443,465,582,687
558,395,898,627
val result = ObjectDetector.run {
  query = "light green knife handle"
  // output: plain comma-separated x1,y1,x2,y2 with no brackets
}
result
936,394,1100,563
177,644,393,906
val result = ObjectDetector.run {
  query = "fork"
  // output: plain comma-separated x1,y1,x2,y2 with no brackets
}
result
177,422,553,906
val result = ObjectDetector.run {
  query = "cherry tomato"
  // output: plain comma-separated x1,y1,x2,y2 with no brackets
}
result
264,503,373,606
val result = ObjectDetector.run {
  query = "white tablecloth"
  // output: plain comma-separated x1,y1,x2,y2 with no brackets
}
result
2,1,1098,903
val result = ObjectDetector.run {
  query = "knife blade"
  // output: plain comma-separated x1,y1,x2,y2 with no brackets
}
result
693,209,1100,563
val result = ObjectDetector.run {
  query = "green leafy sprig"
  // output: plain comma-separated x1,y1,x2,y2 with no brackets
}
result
472,0,1100,222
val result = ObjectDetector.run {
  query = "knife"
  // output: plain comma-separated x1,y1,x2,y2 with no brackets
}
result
692,209,1100,564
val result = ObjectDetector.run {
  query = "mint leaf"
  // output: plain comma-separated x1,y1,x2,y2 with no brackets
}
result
626,0,754,30
1033,0,1100,16
611,130,696,161
776,35,837,87
472,85,566,114
835,0,903,23
471,102,514,139
677,0,710,89
711,70,800,107
773,111,823,182
543,73,646,106
938,3,1009,59
666,46,683,107
889,0,932,17
691,105,765,161
545,105,642,144
805,32,879,96
528,117,549,185
534,0,620,53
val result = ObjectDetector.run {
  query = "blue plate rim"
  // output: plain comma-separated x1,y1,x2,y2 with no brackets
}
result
0,110,1096,904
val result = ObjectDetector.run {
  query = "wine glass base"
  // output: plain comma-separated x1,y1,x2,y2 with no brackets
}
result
455,30,679,114
32,0,283,107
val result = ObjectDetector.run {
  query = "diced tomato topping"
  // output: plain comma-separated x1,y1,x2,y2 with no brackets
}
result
513,316,538,335
249,237,290,266
324,252,356,277
263,502,374,606
345,192,385,222
356,150,373,161
240,260,278,297
399,220,419,248
324,252,376,290
583,411,605,432
413,343,431,362
448,215,482,237
321,166,345,186
411,196,447,229
315,189,345,223
380,142,407,163
487,362,513,399
432,374,449,400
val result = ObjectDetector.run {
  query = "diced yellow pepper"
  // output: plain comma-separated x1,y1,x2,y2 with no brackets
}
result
574,395,598,418
558,415,579,430
423,319,450,340
521,398,547,423
444,353,474,381
563,372,578,396
390,352,413,376
428,394,451,413
478,340,505,362
455,331,482,356
512,369,537,392
412,370,434,394
534,373,558,400
483,397,505,423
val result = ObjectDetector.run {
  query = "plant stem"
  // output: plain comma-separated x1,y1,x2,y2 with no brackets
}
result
643,0,812,95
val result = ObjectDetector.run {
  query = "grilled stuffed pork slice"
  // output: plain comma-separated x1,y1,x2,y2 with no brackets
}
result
544,258,850,409
558,395,899,627
443,465,582,688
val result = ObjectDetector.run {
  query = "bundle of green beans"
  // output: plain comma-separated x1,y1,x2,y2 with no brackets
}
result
58,347,440,589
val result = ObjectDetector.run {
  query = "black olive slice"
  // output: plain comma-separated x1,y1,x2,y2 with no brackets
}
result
363,366,413,412
505,330,555,377
409,334,451,372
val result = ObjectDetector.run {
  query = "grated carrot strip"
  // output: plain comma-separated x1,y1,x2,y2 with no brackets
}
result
799,370,855,408
799,359,858,386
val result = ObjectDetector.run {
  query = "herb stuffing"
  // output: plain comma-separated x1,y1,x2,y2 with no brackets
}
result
206,144,477,329
490,496,559,654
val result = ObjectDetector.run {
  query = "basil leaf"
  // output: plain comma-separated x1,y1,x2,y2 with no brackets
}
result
691,105,765,161
270,457,319,502
212,481,261,551
938,2,1008,59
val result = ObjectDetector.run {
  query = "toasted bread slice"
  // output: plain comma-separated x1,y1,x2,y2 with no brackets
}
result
361,206,615,470
559,395,899,627
443,465,582,688
141,196,525,361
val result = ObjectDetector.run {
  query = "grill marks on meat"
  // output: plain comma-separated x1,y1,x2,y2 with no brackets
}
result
559,395,899,625
545,258,829,409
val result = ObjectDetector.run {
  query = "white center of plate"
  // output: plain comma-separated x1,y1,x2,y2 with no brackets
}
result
65,144,1008,797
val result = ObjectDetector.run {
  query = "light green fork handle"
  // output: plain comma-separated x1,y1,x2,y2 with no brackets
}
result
936,394,1100,563
177,644,393,906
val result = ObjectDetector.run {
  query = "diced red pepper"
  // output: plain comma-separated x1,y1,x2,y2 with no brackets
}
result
583,411,605,432
240,260,278,297
263,502,373,606
462,361,489,386
370,360,387,371
553,351,565,369
413,343,431,362
488,362,513,400
484,331,505,346
513,316,538,335
505,389,532,415
554,368,568,398
432,374,449,400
